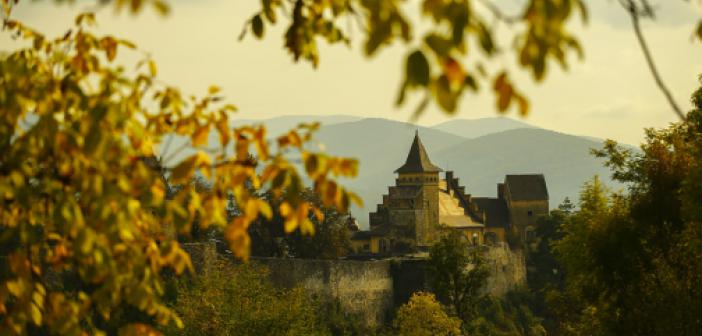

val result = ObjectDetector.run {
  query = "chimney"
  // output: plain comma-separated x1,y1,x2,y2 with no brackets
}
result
445,171,453,188
497,183,505,199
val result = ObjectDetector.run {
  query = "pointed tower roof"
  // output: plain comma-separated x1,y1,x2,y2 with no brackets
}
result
395,130,443,173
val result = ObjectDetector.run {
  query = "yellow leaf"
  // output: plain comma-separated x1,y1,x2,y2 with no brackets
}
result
279,202,292,217
152,0,170,15
312,207,324,222
257,199,272,220
284,217,298,233
300,218,315,235
443,57,464,87
216,117,230,146
119,39,136,49
224,221,250,260
148,59,157,77
6,279,26,297
100,36,117,62
170,156,198,183
191,124,210,147
515,94,530,116
30,302,42,325
208,85,221,95
75,12,95,26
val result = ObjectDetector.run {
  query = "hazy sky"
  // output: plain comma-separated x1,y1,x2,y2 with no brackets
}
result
3,0,702,145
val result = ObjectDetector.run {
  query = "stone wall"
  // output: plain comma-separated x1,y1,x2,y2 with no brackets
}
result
182,242,526,328
253,257,394,329
483,244,527,296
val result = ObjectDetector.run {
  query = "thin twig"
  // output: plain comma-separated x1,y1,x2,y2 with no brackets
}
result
623,0,685,120
238,18,252,41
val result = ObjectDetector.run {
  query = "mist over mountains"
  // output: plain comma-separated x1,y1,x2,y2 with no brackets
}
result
241,116,625,228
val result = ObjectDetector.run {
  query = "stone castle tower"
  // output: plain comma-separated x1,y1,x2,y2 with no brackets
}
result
354,131,549,256
368,131,442,251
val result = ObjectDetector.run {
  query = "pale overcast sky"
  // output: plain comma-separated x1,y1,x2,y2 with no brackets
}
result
3,0,702,145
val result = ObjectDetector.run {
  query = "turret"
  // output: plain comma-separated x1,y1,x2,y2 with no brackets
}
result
395,130,442,186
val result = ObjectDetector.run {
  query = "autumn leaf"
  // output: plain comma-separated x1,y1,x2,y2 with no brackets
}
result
191,124,210,147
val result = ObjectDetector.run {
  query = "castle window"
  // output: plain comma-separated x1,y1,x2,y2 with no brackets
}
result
363,243,370,252
528,210,533,217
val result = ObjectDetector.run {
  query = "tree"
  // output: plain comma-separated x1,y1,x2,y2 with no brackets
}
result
393,292,462,336
467,289,546,336
428,232,489,324
0,6,361,335
548,78,702,335
249,188,353,259
525,204,570,334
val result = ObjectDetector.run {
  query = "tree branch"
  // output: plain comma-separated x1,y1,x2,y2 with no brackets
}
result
623,0,686,120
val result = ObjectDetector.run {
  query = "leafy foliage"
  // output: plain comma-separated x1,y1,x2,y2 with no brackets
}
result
243,0,593,116
524,202,570,334
0,4,360,335
164,260,327,336
543,81,702,335
427,233,546,336
467,289,546,336
248,188,353,259
393,292,462,336
427,232,489,324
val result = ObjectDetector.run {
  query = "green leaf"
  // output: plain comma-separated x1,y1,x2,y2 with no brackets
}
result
424,33,451,56
252,15,264,39
395,81,408,106
476,21,495,55
435,76,457,113
365,23,390,56
464,74,478,92
406,50,430,86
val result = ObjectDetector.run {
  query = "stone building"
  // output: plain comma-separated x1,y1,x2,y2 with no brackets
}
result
351,131,549,255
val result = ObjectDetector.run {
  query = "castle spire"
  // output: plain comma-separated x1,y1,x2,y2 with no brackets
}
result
394,131,443,173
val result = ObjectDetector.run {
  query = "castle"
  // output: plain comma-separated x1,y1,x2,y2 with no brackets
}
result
351,131,549,255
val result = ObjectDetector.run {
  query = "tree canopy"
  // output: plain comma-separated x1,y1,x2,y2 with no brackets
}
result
524,79,702,335
393,292,462,336
0,3,360,334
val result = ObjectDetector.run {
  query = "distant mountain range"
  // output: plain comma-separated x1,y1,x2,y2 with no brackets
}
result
431,117,535,138
232,115,362,138
302,116,624,228
173,115,630,228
